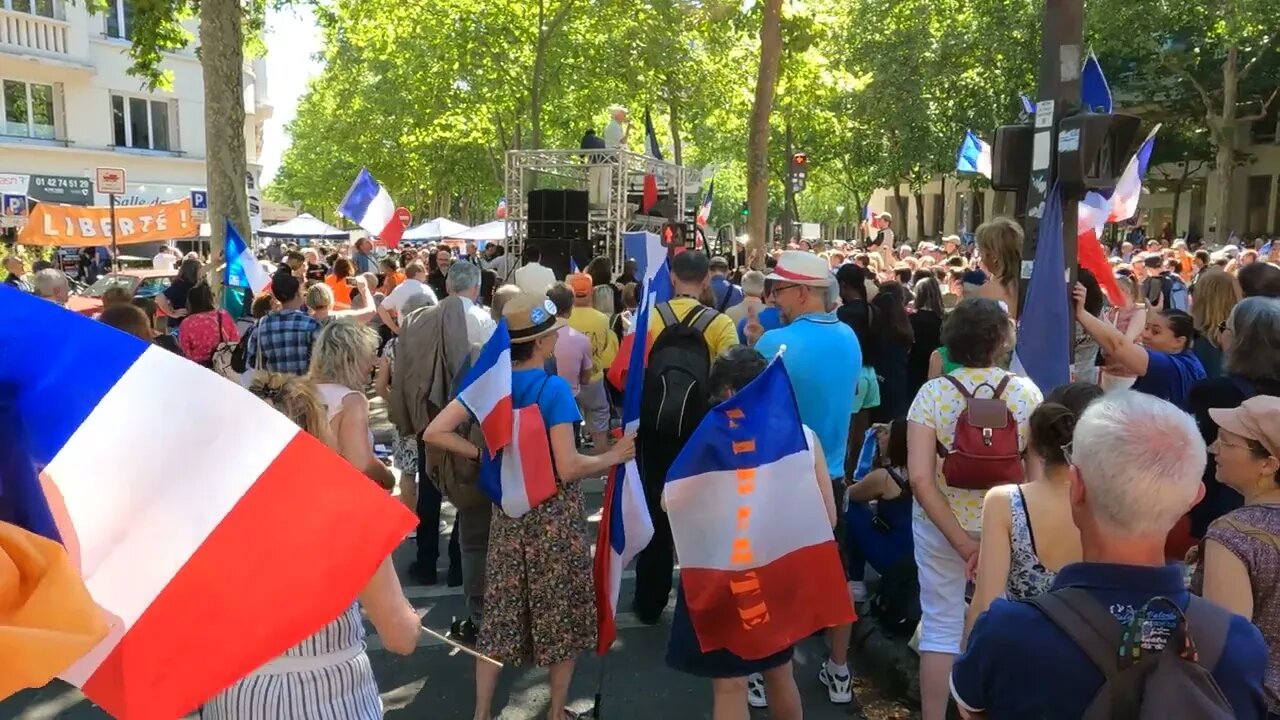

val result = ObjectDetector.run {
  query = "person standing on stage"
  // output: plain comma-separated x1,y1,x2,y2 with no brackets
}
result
604,105,630,149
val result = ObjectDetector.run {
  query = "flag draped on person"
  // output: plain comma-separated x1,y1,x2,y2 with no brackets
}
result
460,320,557,518
338,168,404,248
641,109,662,212
593,293,655,654
0,286,417,719
223,219,271,295
956,131,993,179
1011,183,1071,392
663,359,855,660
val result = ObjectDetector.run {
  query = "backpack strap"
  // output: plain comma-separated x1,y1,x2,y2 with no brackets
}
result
689,306,719,334
991,374,1012,398
1184,595,1232,671
886,466,910,495
1026,588,1123,681
716,287,734,313
940,374,974,399
656,302,679,329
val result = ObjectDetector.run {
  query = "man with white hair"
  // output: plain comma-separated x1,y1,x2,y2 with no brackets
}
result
603,105,630,149
952,391,1267,719
3,256,30,292
33,268,69,306
725,270,780,342
445,260,496,346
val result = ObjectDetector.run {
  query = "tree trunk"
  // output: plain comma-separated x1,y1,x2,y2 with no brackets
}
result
891,182,904,238
1212,45,1239,238
745,0,783,269
1170,169,1187,237
668,97,683,167
913,190,925,243
199,0,250,301
851,191,863,242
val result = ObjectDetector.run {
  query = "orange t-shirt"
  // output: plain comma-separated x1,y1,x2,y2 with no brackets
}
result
324,274,353,310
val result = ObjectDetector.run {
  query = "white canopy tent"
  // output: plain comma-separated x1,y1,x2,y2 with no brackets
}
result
447,220,509,243
257,213,349,240
403,217,469,241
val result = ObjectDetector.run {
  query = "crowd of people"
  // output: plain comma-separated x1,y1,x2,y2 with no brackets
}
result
6,208,1280,720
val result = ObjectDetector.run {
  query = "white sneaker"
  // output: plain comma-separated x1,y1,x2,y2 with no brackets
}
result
818,664,853,704
849,580,868,603
746,672,768,708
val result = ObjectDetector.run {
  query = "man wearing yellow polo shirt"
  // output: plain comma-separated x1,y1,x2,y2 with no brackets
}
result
645,251,740,357
567,273,618,452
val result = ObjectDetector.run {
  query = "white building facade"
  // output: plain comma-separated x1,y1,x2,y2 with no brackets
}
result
0,0,269,234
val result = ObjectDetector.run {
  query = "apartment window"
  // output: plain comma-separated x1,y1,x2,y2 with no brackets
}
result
111,94,172,151
2,80,55,140
105,0,133,39
1246,175,1273,236
5,0,57,18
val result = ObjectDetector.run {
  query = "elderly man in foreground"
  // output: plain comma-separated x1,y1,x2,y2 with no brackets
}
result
952,391,1268,719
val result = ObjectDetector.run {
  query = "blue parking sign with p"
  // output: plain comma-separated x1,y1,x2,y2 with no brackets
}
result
191,190,208,209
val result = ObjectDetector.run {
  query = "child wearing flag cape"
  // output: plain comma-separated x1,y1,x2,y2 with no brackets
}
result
664,346,840,720
424,294,635,720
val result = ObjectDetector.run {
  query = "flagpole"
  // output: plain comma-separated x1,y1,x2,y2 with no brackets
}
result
589,650,608,718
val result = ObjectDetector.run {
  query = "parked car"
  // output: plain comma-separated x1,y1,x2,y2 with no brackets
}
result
67,269,176,316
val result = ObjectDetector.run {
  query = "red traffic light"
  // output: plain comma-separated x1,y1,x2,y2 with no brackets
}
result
792,152,808,167
660,222,686,248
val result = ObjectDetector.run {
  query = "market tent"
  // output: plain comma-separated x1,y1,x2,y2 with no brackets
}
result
448,220,509,243
403,217,468,241
257,213,349,240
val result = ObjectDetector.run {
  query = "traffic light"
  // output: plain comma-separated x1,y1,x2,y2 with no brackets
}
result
789,152,808,192
660,222,687,248
740,201,749,217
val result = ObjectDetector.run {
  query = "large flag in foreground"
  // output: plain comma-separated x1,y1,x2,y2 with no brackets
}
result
1012,183,1071,392
664,360,854,660
339,168,404,248
594,293,655,654
0,286,417,719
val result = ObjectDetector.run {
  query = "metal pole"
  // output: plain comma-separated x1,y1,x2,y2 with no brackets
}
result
109,192,119,273
589,652,608,718
1019,0,1083,320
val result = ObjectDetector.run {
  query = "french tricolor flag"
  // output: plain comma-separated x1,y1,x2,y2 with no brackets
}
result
224,219,270,294
664,359,854,660
594,292,655,653
0,286,416,719
641,108,662,212
1107,124,1160,223
339,168,404,248
459,320,556,518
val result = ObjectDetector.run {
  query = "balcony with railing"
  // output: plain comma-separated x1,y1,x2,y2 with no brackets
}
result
0,7,69,57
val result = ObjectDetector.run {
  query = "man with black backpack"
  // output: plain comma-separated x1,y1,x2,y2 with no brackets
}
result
632,251,740,625
952,391,1267,720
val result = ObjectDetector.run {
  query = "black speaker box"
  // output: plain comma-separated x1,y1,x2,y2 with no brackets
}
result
528,189,589,243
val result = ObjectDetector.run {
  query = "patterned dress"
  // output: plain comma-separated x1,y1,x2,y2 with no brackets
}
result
201,604,381,718
479,482,596,666
1006,487,1057,600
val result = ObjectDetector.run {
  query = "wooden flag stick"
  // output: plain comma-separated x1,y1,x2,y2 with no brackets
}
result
420,624,503,668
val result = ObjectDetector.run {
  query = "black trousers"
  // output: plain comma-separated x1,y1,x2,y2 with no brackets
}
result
632,435,681,621
416,437,461,570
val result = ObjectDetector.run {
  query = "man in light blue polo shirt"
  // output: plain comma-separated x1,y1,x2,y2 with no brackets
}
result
750,250,861,707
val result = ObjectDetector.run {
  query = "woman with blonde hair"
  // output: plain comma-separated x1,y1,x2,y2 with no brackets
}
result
201,373,422,718
309,319,395,491
1191,269,1242,379
975,217,1023,318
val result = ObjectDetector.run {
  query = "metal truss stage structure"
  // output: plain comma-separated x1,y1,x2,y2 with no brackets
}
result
504,148,702,275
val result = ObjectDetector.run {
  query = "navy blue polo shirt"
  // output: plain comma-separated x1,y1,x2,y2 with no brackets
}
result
951,563,1267,720
1133,348,1205,409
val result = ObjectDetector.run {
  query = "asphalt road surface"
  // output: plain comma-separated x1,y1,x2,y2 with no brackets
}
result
3,406,911,719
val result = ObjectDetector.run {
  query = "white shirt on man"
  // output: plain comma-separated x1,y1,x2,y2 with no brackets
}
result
513,262,557,296
604,119,626,149
458,296,497,347
381,277,437,316
152,249,177,270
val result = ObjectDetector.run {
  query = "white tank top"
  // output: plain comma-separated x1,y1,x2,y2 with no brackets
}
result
316,383,375,448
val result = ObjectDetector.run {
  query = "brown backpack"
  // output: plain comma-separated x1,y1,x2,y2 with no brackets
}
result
426,417,490,511
936,374,1023,490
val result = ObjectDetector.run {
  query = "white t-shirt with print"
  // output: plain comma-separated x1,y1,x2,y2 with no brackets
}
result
907,367,1043,533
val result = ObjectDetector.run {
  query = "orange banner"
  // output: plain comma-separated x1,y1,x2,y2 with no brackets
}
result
18,199,198,246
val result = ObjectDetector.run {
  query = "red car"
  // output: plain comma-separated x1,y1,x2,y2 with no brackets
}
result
67,269,176,317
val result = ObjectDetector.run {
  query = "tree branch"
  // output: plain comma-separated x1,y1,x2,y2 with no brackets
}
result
1239,86,1280,122
1238,34,1280,81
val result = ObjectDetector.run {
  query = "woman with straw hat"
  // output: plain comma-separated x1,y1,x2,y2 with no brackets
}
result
424,293,635,720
